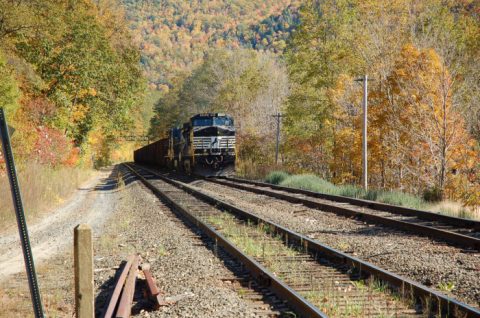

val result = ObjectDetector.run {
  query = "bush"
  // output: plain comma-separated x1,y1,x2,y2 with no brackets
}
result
275,173,428,210
364,189,380,201
423,186,443,202
338,185,366,198
265,171,290,185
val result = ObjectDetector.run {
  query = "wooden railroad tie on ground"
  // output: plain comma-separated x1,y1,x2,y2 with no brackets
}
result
102,254,167,318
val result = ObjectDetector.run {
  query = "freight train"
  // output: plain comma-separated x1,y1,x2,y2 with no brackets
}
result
134,113,236,176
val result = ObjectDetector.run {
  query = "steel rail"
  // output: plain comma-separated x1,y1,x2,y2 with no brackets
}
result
103,255,135,318
220,176,480,230
116,254,140,318
207,177,480,250
124,163,327,318
131,163,480,318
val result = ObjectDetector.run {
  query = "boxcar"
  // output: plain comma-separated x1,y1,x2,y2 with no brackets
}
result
133,138,169,167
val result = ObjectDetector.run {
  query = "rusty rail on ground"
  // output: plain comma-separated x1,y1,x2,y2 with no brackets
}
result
103,255,135,318
116,255,140,318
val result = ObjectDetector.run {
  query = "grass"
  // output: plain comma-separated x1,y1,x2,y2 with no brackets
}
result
265,171,478,220
265,170,290,185
0,161,94,231
206,213,417,317
437,281,455,293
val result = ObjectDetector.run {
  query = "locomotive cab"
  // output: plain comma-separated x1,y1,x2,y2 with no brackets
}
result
190,113,236,176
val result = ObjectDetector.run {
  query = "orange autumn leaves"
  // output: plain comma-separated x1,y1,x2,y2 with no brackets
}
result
330,44,479,204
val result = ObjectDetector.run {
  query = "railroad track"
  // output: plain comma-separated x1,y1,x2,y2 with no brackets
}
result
207,176,480,251
125,163,480,318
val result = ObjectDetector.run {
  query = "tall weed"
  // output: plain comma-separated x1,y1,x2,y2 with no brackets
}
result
265,171,290,185
279,174,340,195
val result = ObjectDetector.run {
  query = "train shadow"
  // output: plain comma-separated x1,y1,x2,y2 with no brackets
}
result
134,164,204,185
90,164,143,192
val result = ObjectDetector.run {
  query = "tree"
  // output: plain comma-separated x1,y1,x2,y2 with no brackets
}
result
375,44,476,196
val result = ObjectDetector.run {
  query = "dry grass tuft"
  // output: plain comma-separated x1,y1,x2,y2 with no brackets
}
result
0,162,94,231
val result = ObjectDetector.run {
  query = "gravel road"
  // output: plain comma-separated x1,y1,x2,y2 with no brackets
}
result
192,180,480,309
0,168,114,280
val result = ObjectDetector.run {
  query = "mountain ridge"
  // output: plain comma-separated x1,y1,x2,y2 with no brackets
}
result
121,0,300,90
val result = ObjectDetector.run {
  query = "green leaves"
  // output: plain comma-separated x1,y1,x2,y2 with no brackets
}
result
12,1,143,146
0,51,20,117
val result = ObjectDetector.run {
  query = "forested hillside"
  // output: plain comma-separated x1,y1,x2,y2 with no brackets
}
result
121,0,300,90
0,0,144,167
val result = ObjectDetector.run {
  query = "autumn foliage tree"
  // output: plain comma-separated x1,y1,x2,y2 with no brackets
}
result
0,0,144,167
284,0,480,207
368,45,476,198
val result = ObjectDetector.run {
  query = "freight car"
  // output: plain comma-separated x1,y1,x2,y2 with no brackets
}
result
134,113,236,176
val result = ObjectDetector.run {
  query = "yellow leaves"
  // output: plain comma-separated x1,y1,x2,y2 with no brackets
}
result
88,88,97,96
78,87,97,98
71,104,89,122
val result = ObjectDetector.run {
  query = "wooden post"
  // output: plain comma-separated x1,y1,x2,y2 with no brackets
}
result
74,224,94,318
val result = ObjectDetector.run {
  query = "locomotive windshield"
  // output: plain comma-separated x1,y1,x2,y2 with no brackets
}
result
214,117,233,126
193,116,233,127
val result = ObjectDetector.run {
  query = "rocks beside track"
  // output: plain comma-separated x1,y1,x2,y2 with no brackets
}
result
94,168,266,317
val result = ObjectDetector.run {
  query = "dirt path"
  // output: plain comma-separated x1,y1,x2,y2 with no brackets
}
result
0,167,119,280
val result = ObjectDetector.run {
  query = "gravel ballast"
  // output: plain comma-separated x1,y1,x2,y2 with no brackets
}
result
192,180,480,309
94,168,281,317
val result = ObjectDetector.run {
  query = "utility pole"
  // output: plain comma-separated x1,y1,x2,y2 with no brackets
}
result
355,75,371,190
272,112,284,164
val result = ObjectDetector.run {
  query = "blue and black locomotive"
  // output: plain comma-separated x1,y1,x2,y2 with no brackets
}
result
134,113,236,176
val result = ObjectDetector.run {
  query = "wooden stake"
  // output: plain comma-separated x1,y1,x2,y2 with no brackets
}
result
74,224,94,318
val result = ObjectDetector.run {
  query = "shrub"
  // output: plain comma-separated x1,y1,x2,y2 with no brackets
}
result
364,189,380,201
338,185,366,198
266,171,477,220
423,186,443,202
279,174,340,195
265,171,290,185
276,173,427,210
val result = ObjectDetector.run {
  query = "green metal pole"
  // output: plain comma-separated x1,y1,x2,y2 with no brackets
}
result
0,108,44,318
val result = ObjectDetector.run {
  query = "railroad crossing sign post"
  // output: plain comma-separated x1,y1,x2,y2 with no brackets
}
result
272,112,284,164
355,75,372,191
0,108,45,318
